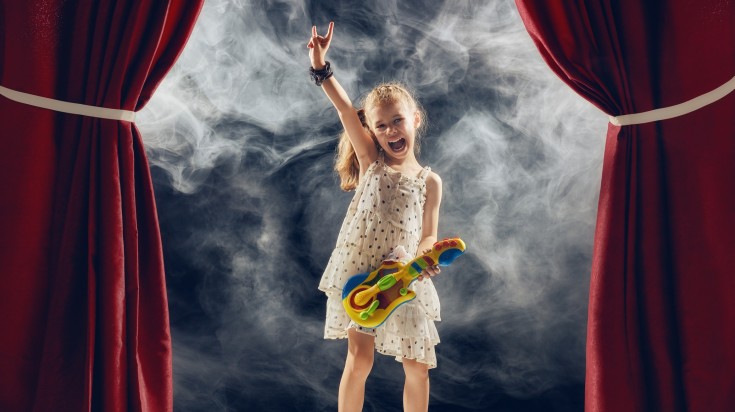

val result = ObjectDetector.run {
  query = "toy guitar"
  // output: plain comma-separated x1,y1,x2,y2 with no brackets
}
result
342,237,466,328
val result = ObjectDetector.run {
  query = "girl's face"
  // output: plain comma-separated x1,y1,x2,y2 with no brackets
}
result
367,100,420,162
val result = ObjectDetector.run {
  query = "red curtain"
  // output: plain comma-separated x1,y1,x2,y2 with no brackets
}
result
514,0,735,411
0,1,203,411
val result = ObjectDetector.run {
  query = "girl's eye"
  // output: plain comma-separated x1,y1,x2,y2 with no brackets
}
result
394,118,402,124
376,125,386,130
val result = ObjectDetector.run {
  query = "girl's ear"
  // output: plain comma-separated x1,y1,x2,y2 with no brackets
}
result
414,110,421,129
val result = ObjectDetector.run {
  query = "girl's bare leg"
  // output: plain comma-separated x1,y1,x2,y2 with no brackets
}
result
338,328,375,412
402,358,430,412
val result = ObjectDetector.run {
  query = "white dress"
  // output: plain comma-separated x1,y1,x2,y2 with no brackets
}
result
319,154,442,368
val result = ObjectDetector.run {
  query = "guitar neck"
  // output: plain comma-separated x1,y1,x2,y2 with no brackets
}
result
404,238,465,278
405,253,437,278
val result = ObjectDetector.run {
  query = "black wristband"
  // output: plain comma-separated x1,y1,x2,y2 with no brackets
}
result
309,61,333,86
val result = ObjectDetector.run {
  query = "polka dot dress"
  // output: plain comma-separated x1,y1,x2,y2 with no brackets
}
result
319,154,441,368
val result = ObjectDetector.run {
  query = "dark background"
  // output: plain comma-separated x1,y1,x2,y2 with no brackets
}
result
136,0,608,410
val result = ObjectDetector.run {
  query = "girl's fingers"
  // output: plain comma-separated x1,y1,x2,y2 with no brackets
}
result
325,21,334,41
312,25,317,37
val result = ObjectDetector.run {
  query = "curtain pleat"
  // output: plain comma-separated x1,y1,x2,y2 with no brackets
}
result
515,1,735,410
0,1,203,410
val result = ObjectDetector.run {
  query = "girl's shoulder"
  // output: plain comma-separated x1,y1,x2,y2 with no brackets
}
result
424,170,442,189
422,169,442,207
418,168,441,197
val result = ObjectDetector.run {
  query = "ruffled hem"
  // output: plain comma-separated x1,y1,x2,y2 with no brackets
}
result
323,292,440,368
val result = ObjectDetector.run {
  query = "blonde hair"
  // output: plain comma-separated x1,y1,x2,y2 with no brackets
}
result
335,82,427,191
335,108,367,191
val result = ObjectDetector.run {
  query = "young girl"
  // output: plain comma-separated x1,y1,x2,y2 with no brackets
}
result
309,22,444,412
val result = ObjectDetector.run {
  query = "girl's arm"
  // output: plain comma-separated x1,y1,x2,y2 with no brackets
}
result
417,172,443,280
308,23,378,173
321,78,378,173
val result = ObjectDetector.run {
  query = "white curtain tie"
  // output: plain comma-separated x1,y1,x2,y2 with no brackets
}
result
609,75,735,126
0,85,136,122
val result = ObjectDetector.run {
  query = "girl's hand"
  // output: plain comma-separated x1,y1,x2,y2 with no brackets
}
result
307,21,334,69
417,248,441,281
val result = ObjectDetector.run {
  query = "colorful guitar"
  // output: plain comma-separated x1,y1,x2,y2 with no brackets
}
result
342,238,466,328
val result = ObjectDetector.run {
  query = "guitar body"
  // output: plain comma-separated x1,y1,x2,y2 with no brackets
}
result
342,238,466,328
341,261,417,328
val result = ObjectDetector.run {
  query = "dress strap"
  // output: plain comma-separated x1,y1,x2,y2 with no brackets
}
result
419,166,431,181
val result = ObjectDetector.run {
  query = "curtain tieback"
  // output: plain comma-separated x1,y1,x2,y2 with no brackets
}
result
609,75,735,126
0,85,136,122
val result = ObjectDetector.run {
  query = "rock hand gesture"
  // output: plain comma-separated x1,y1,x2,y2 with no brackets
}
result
307,21,333,70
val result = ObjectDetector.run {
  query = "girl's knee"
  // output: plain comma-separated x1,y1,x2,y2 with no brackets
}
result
345,349,373,381
345,329,375,377
346,349,374,377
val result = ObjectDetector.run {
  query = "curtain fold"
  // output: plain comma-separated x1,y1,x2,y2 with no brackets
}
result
515,1,735,411
0,1,203,411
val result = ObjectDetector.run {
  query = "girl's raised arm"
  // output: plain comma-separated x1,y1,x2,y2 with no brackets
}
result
308,22,378,171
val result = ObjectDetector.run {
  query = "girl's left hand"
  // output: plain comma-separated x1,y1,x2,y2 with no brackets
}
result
417,249,441,281
307,21,334,69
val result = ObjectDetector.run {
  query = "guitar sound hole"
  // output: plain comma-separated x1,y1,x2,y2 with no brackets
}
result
349,287,372,310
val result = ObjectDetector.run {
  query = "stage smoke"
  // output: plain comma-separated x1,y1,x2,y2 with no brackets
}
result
137,0,607,410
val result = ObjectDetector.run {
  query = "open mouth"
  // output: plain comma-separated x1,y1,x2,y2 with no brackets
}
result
388,138,406,152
